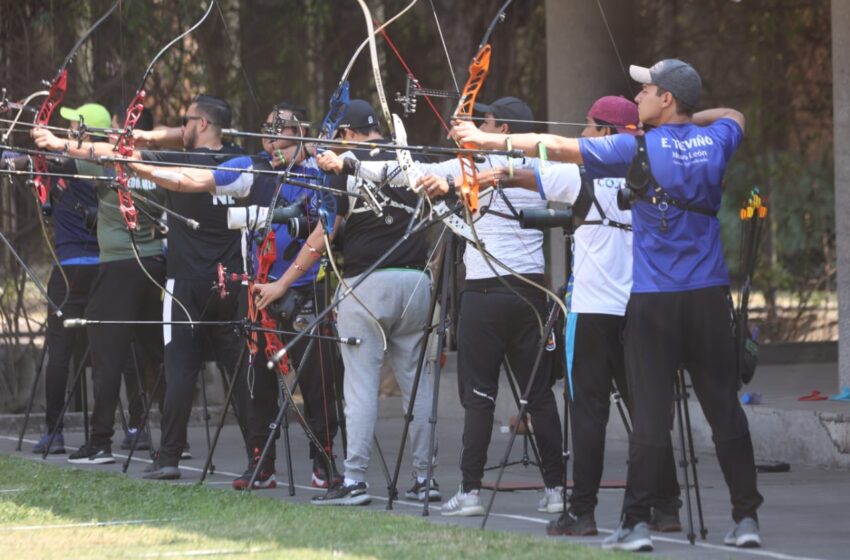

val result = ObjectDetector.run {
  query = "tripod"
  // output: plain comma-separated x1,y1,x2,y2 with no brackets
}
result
245,332,319,492
674,367,707,544
16,342,49,451
386,231,456,515
481,300,561,528
40,347,90,460
481,360,544,476
18,331,90,452
124,333,244,472
123,363,165,471
119,339,160,455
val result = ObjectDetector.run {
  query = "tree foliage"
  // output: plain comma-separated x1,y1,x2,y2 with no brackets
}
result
0,0,837,358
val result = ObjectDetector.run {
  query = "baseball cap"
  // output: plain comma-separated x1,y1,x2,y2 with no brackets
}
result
338,99,378,131
629,59,702,108
59,103,111,129
587,96,640,135
473,97,535,133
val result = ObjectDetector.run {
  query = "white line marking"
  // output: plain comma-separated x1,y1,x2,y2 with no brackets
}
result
0,488,24,493
137,547,272,557
0,518,177,531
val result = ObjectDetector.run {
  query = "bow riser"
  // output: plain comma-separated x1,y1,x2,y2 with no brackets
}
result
320,82,351,140
113,90,148,231
251,231,290,376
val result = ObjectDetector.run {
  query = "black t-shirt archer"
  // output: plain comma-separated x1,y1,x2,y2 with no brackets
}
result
334,140,428,277
141,144,245,280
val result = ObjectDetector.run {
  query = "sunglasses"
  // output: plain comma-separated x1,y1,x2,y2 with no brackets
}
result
181,115,203,127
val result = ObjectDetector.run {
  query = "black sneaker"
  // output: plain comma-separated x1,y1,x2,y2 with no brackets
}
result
649,508,682,533
311,455,343,489
68,442,115,465
311,481,371,506
546,509,598,536
405,477,441,502
120,428,151,451
233,448,277,490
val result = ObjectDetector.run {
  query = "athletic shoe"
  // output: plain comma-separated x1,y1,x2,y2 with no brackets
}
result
537,486,565,513
120,427,151,451
67,442,115,465
181,442,192,460
724,517,761,548
649,507,682,532
798,390,828,401
405,476,442,502
602,522,653,552
233,448,277,490
311,455,343,489
32,432,65,455
441,487,485,517
829,386,850,401
311,481,371,506
546,509,598,536
142,460,180,480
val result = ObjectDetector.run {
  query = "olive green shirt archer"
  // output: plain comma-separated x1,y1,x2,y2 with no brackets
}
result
76,160,165,263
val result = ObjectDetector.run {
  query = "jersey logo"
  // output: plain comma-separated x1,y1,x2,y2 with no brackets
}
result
127,177,158,191
593,177,626,190
211,193,236,206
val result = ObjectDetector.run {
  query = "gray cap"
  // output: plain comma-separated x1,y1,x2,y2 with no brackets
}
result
629,59,702,108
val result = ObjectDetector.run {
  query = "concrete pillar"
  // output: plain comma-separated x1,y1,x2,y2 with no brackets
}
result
832,1,850,388
544,0,634,288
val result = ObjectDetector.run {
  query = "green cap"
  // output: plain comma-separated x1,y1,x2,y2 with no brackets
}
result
59,103,111,130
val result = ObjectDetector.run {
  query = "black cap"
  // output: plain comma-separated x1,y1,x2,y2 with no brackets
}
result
473,96,535,133
338,99,379,131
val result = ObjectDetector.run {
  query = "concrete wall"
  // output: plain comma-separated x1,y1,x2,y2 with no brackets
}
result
544,0,634,287
833,1,850,389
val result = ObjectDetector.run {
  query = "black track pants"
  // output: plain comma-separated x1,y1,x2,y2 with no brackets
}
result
567,312,680,516
622,286,763,526
456,288,563,491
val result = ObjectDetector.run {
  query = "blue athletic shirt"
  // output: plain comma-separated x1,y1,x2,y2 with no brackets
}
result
213,154,328,285
578,118,742,293
52,178,100,265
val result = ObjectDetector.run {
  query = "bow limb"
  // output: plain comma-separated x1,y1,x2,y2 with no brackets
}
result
113,0,218,329
318,0,418,141
453,1,569,329
4,0,122,316
356,0,396,138
28,0,123,205
307,0,422,357
114,0,217,232
448,0,514,214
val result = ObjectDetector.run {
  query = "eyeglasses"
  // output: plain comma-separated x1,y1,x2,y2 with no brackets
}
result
181,115,203,127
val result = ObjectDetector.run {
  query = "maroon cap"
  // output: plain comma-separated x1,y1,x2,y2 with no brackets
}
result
587,95,640,135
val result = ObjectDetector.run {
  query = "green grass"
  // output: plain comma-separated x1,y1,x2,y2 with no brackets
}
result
0,454,624,559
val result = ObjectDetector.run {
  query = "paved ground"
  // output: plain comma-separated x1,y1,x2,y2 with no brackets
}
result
2,356,849,559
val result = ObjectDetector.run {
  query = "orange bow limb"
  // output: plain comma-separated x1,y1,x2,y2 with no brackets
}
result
455,45,492,213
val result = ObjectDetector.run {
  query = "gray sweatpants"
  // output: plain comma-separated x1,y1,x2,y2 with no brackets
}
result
336,269,434,483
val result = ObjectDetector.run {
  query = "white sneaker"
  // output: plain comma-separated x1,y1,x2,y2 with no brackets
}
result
441,487,485,517
602,522,653,552
537,486,565,513
724,517,761,548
